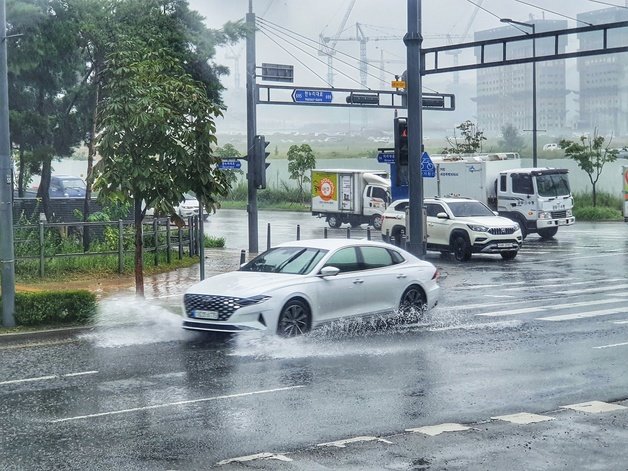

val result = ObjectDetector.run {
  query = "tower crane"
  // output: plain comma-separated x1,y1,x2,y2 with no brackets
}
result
318,0,357,86
448,0,485,84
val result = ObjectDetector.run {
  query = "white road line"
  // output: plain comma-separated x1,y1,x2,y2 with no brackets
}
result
406,423,470,436
561,401,627,414
0,370,98,386
538,308,627,322
51,385,304,423
217,453,293,465
491,412,554,424
593,341,628,350
477,299,625,318
502,278,627,292
611,320,628,325
562,283,628,295
317,436,393,448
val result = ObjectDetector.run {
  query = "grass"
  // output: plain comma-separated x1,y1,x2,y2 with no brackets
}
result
204,235,226,248
573,191,623,221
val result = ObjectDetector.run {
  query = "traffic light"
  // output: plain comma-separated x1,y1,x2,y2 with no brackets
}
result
253,135,270,189
394,117,408,167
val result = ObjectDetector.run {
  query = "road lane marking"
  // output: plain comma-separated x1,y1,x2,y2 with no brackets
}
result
491,412,554,424
593,341,628,349
537,308,626,322
611,320,628,324
317,436,393,448
406,423,470,436
0,370,98,386
217,452,293,465
51,385,305,423
561,283,628,295
560,401,627,414
478,299,625,318
502,278,626,292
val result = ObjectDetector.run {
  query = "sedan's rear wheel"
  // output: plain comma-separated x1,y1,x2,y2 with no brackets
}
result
277,299,311,337
398,285,427,323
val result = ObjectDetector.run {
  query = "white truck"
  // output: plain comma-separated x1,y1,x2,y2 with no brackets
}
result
311,169,391,229
421,153,575,239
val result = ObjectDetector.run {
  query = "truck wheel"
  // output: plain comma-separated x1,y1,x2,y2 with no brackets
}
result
538,227,558,239
501,251,518,260
327,215,342,229
517,217,528,239
452,235,472,262
392,227,405,247
370,214,383,230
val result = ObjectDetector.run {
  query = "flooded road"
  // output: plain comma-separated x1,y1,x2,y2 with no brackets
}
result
1,219,627,469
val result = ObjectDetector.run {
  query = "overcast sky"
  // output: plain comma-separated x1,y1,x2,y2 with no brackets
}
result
186,0,627,133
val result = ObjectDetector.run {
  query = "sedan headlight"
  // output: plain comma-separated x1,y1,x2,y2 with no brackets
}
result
467,224,489,232
538,211,552,220
236,295,271,308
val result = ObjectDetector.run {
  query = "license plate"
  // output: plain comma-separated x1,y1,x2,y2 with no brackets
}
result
194,310,219,320
497,243,514,248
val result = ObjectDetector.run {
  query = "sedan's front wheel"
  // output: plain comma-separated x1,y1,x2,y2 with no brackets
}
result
277,299,311,337
398,285,427,323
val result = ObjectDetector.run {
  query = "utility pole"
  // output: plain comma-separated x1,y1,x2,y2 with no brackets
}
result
246,0,258,254
404,0,425,257
0,0,16,327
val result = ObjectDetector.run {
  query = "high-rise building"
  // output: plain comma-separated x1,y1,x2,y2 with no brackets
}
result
577,7,628,136
474,20,568,136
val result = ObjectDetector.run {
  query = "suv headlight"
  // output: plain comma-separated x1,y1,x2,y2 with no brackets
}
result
513,222,520,230
538,211,552,219
467,224,489,232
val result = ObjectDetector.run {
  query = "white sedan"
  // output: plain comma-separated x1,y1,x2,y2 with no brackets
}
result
182,238,440,336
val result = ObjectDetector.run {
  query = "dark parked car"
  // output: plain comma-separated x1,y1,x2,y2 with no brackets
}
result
49,175,87,198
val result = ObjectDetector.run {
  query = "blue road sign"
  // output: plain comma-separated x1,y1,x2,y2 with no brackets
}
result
421,152,435,178
377,152,395,163
218,159,241,170
292,89,333,103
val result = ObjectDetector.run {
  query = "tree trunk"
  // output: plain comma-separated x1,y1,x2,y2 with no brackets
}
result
134,197,145,297
82,81,100,252
18,146,25,198
592,183,597,207
37,157,53,222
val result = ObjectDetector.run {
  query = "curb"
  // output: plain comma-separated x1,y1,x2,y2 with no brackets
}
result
0,325,96,344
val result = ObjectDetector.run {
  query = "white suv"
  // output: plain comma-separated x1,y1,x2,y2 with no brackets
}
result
381,197,523,261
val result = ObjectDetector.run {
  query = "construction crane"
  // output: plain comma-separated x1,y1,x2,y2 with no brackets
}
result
318,0,357,86
225,46,242,89
448,0,485,84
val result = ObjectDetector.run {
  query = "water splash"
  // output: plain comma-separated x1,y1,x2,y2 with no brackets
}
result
80,295,188,347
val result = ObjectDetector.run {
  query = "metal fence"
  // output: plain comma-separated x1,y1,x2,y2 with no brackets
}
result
13,216,201,277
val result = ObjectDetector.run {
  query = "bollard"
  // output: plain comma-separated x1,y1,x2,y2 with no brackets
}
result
178,226,183,260
267,223,271,250
346,227,351,239
166,219,171,264
153,218,159,266
324,227,328,239
296,224,301,241
118,219,124,274
385,229,390,244
39,222,45,278
240,249,246,265
367,226,371,240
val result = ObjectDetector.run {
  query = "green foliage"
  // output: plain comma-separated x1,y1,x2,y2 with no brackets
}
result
215,143,244,188
499,123,526,154
560,131,618,206
1,290,97,326
221,180,306,209
443,120,486,154
204,235,225,248
287,144,316,202
573,206,622,221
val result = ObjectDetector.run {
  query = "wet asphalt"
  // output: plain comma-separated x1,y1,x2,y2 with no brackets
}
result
0,212,627,470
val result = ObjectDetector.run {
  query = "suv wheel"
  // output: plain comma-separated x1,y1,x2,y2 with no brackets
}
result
501,251,518,260
452,235,472,262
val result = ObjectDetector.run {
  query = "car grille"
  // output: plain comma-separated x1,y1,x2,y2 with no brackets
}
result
183,294,243,321
551,210,567,218
488,227,516,235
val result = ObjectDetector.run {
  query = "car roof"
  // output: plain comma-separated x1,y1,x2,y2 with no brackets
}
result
52,175,84,180
276,238,396,251
390,197,481,204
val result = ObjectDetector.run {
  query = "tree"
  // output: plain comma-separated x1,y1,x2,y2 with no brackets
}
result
95,39,230,296
215,143,243,188
443,120,486,154
559,130,618,207
287,144,316,202
499,123,525,154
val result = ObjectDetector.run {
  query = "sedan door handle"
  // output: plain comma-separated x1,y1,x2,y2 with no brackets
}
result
353,279,364,284
396,274,407,279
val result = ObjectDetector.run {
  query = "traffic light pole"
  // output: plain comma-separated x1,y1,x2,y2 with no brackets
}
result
404,0,426,257
246,0,259,254
1,0,16,327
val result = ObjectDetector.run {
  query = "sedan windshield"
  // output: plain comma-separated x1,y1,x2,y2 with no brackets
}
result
447,201,494,217
240,247,328,275
61,179,86,190
536,173,571,197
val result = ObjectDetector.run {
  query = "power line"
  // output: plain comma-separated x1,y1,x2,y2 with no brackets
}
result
464,0,530,34
587,0,628,8
511,0,594,25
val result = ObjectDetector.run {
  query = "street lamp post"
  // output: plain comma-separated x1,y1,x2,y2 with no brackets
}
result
501,18,537,167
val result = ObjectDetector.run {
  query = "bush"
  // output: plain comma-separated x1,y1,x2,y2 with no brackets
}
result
204,235,225,248
573,191,623,221
1,290,97,326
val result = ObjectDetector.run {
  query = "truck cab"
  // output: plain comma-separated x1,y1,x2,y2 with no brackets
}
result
497,168,575,239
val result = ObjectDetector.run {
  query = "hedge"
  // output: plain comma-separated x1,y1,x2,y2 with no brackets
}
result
1,290,97,326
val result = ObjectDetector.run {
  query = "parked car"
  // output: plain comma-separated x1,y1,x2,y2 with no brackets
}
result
144,193,208,220
49,175,87,198
543,143,559,151
182,238,440,336
381,197,523,261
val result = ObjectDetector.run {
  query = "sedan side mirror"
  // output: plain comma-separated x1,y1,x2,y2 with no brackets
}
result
319,266,340,277
436,212,449,219
493,211,499,216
